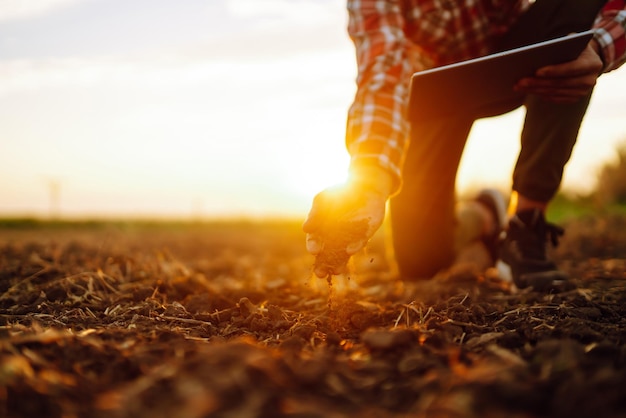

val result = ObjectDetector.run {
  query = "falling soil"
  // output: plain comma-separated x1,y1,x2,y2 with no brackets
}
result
312,219,369,311
2,215,626,418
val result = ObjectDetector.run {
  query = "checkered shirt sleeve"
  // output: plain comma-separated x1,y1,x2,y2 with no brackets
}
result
345,0,412,193
344,0,527,193
594,0,626,72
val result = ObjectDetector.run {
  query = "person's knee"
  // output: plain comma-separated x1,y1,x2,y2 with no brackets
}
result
391,238,455,280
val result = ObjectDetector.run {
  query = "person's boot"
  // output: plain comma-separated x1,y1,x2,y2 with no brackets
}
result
497,208,567,290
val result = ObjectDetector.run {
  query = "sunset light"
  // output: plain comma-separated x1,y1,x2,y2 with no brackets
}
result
3,3,626,416
1,0,625,220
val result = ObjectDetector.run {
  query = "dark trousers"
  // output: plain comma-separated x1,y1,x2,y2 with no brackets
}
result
390,0,607,279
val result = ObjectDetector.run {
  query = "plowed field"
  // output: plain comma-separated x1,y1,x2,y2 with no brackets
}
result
1,216,626,418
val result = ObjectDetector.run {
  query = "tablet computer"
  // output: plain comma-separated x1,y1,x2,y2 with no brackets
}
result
408,30,595,120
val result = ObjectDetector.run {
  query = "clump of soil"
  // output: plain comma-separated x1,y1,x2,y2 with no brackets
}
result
312,219,369,277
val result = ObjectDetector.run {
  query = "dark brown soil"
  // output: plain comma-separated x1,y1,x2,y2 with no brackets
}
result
1,216,626,418
314,219,369,277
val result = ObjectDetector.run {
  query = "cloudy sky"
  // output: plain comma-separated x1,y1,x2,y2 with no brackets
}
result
0,0,625,219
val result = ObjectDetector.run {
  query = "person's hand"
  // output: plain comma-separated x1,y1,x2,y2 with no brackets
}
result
514,39,604,103
303,167,392,277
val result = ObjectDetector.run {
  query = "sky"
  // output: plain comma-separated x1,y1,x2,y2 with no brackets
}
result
0,0,625,220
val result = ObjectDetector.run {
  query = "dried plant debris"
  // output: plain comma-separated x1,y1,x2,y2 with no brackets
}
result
1,217,626,418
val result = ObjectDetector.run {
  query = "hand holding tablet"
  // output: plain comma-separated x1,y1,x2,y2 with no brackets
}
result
408,31,596,120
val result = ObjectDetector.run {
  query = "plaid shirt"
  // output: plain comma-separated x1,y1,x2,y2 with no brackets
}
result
346,0,626,193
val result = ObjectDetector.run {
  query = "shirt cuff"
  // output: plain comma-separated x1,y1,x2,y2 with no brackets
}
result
593,11,626,72
349,155,402,197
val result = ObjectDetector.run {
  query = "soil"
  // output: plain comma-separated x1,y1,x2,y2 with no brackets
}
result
1,215,626,418
313,219,369,277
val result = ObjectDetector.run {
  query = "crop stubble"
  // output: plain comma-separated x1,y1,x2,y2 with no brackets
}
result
1,217,626,417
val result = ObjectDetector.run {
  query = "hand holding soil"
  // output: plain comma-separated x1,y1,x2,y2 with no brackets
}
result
312,219,369,277
303,183,386,277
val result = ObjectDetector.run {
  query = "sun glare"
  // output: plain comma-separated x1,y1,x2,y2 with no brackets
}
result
1,0,624,220
286,144,350,202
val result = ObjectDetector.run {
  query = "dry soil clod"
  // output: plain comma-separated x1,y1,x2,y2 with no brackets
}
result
313,219,369,278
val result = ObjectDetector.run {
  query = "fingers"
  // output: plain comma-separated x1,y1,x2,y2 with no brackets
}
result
313,265,329,278
307,227,368,256
307,224,367,256
514,43,602,102
346,239,367,255
307,228,367,258
313,261,347,278
537,43,603,77
302,191,328,233
515,75,596,102
515,76,596,102
305,233,323,255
